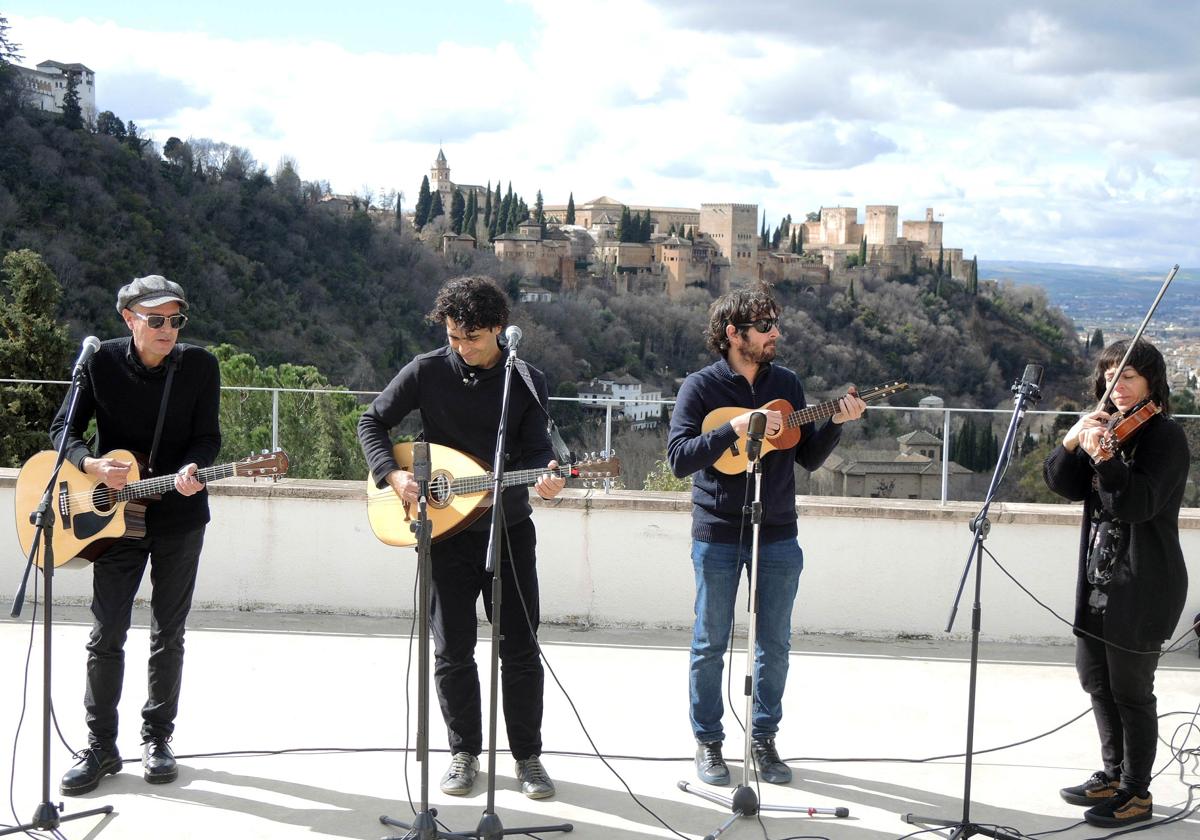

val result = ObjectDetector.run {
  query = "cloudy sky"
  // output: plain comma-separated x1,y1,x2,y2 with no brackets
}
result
7,1,1198,268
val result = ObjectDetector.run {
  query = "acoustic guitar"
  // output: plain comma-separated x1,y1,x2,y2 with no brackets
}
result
14,448,290,566
366,442,621,548
701,380,909,474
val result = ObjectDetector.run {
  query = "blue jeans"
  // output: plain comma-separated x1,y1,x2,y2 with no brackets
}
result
690,537,803,743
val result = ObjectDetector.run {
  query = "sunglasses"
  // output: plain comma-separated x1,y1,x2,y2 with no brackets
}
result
132,311,188,330
734,318,779,334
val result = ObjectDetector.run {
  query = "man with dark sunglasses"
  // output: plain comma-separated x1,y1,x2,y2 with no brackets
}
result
667,284,865,787
50,274,221,796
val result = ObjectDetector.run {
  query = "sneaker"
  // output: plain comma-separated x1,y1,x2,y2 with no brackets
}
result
1060,770,1119,806
439,752,479,796
142,736,178,784
695,740,730,786
515,755,556,799
751,737,792,785
60,745,123,796
1084,788,1153,827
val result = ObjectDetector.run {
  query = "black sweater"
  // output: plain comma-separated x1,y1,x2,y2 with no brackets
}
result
667,357,842,544
357,345,554,532
1043,413,1190,649
50,338,223,534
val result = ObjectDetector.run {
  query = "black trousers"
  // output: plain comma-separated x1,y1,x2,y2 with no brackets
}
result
429,517,543,760
1075,610,1161,792
85,527,205,750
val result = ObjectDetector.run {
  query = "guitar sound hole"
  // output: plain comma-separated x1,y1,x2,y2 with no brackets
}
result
91,485,116,513
428,474,452,507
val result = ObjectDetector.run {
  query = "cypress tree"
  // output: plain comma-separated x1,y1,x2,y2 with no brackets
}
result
642,209,652,242
499,184,513,234
534,189,544,224
618,206,631,242
414,175,432,229
429,190,444,221
859,236,867,265
566,192,575,224
484,180,492,226
760,212,769,249
464,190,477,237
61,70,83,129
937,244,944,276
450,189,465,234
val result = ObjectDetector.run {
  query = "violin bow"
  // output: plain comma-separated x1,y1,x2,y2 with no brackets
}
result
1094,263,1180,413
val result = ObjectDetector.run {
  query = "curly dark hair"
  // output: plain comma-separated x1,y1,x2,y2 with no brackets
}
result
704,284,781,356
428,275,510,332
1092,339,1171,416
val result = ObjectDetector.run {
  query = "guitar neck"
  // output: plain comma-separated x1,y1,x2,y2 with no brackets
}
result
785,385,892,429
450,463,572,497
112,462,235,503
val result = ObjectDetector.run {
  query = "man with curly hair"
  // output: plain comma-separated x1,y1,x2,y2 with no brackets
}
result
667,284,865,787
358,275,564,799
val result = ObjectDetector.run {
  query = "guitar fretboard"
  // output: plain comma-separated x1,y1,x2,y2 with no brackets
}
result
786,384,904,429
449,464,574,497
109,463,239,503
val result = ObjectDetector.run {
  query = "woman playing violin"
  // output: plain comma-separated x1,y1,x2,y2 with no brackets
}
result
1043,339,1190,827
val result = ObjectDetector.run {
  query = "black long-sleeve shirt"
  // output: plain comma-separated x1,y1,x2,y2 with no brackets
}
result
50,338,223,534
357,345,554,532
1043,413,1190,649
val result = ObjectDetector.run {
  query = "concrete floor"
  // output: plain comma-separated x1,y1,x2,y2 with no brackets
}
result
1,606,1198,840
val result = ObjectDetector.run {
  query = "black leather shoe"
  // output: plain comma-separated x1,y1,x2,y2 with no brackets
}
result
751,737,792,784
695,740,730,786
142,737,178,784
60,746,122,796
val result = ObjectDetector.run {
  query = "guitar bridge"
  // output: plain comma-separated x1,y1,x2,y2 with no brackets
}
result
58,481,70,520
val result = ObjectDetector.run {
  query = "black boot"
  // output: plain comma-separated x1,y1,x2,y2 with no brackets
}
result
142,737,178,784
60,746,123,796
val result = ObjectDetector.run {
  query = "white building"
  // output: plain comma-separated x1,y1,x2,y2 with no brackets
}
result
577,373,665,427
15,60,97,125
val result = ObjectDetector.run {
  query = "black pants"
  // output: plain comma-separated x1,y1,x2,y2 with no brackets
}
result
1075,610,1161,792
85,527,205,750
429,517,543,760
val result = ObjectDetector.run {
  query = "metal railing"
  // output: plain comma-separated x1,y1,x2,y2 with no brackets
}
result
4,378,1197,504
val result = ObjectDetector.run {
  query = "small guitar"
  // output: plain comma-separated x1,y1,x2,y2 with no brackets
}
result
14,448,290,566
366,442,621,548
701,380,909,474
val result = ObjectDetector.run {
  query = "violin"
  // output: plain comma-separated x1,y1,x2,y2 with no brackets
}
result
1095,398,1161,462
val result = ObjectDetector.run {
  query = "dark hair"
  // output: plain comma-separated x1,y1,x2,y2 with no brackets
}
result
1092,339,1171,416
704,284,780,356
428,275,509,332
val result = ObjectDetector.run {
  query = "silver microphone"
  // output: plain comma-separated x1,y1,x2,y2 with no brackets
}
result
504,325,523,351
71,335,102,374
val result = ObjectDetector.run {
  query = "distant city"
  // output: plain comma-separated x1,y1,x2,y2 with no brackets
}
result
983,261,1200,391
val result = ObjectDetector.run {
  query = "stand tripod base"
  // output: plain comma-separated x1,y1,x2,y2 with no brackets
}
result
679,781,849,839
0,801,114,837
380,810,573,840
904,813,1021,840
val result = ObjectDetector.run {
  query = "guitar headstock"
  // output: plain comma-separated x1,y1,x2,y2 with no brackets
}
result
865,380,909,401
569,451,621,487
234,449,290,480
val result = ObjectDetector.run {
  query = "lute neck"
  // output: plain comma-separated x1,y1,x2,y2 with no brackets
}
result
786,385,891,428
450,463,572,496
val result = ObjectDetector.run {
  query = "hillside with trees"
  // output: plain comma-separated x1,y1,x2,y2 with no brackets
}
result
1,26,1094,487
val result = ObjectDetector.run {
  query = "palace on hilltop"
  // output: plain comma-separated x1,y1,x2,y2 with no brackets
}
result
419,149,977,299
13,59,97,125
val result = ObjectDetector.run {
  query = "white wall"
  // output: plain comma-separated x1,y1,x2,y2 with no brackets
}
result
3,474,1198,645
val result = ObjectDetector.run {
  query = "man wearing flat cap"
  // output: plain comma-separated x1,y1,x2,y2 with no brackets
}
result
50,275,221,795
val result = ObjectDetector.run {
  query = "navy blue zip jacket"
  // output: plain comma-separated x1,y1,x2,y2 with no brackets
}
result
667,357,843,544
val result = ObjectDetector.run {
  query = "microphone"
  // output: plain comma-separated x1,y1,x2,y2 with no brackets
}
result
1013,363,1043,403
745,411,767,464
503,325,523,351
71,335,101,375
411,441,431,485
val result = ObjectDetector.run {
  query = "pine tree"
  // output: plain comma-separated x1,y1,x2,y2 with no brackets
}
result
534,189,544,225
429,190,444,221
414,175,432,229
450,189,465,234
61,70,83,129
0,250,73,466
566,192,575,225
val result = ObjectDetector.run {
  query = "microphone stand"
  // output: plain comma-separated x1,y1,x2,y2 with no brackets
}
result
475,336,571,840
904,370,1042,840
681,414,849,839
4,359,114,836
382,444,472,840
